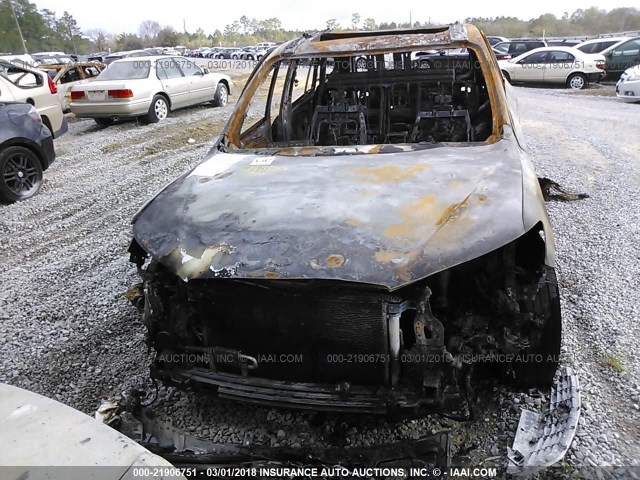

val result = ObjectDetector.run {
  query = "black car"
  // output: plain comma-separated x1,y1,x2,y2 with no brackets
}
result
0,102,55,202
493,40,547,60
214,47,242,59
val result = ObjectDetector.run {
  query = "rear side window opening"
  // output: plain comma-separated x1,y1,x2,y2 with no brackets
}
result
235,47,494,151
0,62,43,89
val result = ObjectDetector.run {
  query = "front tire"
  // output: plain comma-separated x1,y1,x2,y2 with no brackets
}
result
0,146,44,202
212,83,228,107
567,72,587,90
147,95,169,123
502,70,511,83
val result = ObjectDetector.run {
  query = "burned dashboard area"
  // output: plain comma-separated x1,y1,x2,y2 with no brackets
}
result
235,47,494,151
128,222,560,415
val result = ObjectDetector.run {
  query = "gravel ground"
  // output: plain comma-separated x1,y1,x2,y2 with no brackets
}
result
1,82,639,477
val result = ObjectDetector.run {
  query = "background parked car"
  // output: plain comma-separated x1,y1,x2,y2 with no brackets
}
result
486,36,508,46
575,37,629,54
243,47,268,61
234,47,255,60
143,48,165,56
31,53,74,66
209,48,227,58
103,50,149,65
69,56,232,126
493,39,547,60
214,47,242,59
499,46,605,89
87,52,109,62
546,39,582,47
0,102,55,202
616,64,640,102
600,37,640,80
42,62,106,112
411,48,469,69
0,60,67,138
255,42,276,49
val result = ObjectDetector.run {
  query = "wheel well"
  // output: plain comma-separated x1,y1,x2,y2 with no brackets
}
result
26,98,35,106
501,70,511,81
41,115,53,133
219,79,230,95
154,92,171,109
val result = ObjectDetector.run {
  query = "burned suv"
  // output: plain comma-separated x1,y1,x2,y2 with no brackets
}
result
128,24,561,415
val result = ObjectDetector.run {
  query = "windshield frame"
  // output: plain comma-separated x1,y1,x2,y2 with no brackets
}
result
222,41,508,156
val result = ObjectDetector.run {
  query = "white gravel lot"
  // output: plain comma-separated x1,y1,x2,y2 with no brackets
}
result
0,83,638,476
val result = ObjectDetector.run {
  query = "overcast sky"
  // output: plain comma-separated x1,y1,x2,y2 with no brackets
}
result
31,0,636,34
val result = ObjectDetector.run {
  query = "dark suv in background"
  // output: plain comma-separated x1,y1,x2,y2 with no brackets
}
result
493,39,547,60
0,102,55,202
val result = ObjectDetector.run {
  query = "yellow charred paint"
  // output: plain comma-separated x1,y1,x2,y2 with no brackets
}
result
436,201,467,226
345,219,365,227
353,164,431,184
374,249,415,264
383,194,438,238
265,272,281,279
325,254,345,268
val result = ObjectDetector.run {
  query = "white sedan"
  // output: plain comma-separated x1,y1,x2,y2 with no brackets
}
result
498,47,605,89
616,65,640,103
69,56,232,126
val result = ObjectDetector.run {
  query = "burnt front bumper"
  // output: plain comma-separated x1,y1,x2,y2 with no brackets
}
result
151,362,449,414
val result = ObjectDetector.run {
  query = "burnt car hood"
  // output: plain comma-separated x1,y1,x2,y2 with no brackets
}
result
132,138,528,290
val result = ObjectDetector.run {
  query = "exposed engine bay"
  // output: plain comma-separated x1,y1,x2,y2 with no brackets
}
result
238,48,493,149
129,223,560,414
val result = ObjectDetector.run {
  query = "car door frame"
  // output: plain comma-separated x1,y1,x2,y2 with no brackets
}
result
543,50,576,84
156,57,190,109
176,59,215,105
511,51,549,82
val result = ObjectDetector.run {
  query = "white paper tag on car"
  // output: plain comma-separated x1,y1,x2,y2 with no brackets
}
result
87,90,106,101
250,157,275,166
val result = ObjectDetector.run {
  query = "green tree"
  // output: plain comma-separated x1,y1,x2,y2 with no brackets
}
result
157,26,178,47
363,18,377,30
0,0,53,52
115,33,143,51
326,18,340,30
56,11,81,53
351,13,361,30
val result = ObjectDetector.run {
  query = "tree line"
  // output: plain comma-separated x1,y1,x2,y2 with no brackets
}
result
1,0,639,55
467,7,640,38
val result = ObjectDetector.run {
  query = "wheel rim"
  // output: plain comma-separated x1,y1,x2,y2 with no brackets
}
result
570,76,584,89
219,87,228,106
154,98,168,119
3,153,39,196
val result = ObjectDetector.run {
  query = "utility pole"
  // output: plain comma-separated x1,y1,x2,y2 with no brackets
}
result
8,0,28,54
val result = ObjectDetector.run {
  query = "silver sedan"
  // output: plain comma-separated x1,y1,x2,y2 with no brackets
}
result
69,56,232,126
